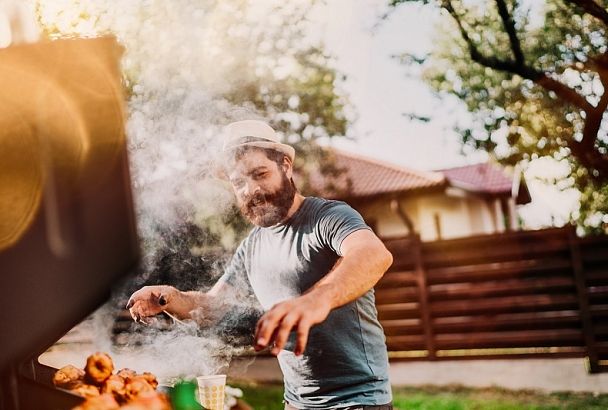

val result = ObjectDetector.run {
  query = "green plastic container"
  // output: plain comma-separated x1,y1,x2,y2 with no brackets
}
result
170,379,205,410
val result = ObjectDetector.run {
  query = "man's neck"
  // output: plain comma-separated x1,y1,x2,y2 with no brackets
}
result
283,193,306,222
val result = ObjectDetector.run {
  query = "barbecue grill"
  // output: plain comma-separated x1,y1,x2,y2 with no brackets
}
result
0,37,139,410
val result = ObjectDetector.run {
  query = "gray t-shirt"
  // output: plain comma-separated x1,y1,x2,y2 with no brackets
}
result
220,197,392,408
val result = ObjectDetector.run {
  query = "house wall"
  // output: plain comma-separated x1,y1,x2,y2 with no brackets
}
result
356,198,419,238
353,191,505,241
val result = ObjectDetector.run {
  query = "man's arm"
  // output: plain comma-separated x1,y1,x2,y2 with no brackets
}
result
126,279,234,325
128,238,250,325
254,229,393,356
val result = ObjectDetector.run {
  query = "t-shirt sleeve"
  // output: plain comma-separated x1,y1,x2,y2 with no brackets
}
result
217,239,248,288
317,201,372,256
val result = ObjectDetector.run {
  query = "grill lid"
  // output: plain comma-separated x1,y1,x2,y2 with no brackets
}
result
0,37,139,371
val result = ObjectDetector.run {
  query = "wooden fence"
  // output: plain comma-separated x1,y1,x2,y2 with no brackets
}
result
377,226,608,373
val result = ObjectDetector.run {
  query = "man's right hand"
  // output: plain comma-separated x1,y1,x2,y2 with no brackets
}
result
126,285,179,324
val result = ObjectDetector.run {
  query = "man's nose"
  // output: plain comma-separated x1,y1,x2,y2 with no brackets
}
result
244,180,261,197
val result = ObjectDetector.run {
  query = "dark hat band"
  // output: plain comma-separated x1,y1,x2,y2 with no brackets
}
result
225,135,276,151
236,136,271,144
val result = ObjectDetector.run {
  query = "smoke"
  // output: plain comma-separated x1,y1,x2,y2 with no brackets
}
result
90,298,260,382
34,0,283,378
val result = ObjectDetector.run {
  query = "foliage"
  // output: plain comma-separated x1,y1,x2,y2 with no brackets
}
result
231,383,608,410
233,383,284,410
390,0,608,233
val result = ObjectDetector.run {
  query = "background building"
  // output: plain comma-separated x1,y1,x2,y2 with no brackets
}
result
315,150,531,241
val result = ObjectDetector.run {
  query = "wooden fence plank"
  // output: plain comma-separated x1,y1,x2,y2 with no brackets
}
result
411,236,436,359
585,268,608,286
569,227,601,373
430,294,579,317
422,245,569,268
376,271,417,288
425,259,572,285
420,228,567,251
432,311,582,334
385,335,429,351
383,328,424,337
435,329,583,350
376,227,608,373
428,277,575,301
375,287,418,304
377,303,420,321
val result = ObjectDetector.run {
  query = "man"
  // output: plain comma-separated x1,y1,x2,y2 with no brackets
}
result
127,120,394,409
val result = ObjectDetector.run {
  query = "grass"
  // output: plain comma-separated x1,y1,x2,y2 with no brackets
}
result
231,382,608,410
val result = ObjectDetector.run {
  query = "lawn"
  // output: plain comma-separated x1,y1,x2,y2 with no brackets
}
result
232,383,608,410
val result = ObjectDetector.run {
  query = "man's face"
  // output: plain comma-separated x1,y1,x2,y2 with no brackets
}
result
229,149,296,227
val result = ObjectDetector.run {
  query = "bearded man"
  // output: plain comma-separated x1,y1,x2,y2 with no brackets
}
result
127,120,393,409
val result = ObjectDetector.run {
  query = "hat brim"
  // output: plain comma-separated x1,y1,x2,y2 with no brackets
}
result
224,141,295,162
215,141,296,180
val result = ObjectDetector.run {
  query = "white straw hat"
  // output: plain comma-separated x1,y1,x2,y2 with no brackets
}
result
223,120,295,162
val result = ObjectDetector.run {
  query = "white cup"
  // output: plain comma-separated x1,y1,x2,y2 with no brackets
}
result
196,374,227,410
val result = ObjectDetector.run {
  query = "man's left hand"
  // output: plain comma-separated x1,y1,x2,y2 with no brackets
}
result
254,294,332,356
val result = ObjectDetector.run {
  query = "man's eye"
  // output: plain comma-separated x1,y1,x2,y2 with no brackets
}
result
254,172,267,179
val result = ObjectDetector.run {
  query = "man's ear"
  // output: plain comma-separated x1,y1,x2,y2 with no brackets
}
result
282,155,293,178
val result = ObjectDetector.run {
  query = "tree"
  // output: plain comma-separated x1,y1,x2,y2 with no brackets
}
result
35,0,351,254
390,0,608,233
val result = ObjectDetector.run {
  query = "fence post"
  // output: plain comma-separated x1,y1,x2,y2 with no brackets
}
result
411,234,436,359
568,226,599,373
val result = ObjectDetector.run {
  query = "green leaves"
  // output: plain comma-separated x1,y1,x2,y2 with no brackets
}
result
392,0,608,232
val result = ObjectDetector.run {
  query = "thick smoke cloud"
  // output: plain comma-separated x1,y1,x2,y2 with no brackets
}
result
34,0,283,379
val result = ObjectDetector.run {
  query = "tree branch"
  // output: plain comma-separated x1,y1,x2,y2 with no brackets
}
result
563,72,608,180
495,0,524,66
580,75,608,151
565,0,608,27
443,0,594,112
535,75,595,112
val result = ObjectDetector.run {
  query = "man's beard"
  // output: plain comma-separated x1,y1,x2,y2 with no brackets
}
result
240,172,296,227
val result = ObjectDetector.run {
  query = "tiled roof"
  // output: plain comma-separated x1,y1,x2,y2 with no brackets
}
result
313,150,446,199
313,150,525,201
438,162,514,195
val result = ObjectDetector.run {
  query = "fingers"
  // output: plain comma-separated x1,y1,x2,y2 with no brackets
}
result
254,311,277,351
294,319,311,356
272,313,299,355
254,305,312,357
254,305,287,352
126,287,167,324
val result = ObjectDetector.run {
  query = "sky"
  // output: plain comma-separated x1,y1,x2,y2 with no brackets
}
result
312,0,484,170
309,0,580,228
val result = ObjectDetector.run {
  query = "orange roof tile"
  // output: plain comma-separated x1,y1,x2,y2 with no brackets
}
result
311,150,528,202
438,162,514,194
312,149,446,199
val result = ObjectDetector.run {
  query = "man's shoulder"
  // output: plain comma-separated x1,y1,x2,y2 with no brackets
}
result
305,197,363,224
304,196,351,214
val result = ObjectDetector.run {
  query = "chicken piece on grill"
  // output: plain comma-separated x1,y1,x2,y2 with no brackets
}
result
115,368,137,382
139,372,158,389
70,383,101,398
71,393,120,410
85,352,114,385
53,365,85,389
119,391,171,410
101,375,127,402
123,376,154,401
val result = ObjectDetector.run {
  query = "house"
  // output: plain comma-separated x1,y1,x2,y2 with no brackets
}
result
314,150,531,242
